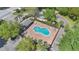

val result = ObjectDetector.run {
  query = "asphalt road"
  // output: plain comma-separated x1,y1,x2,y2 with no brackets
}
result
0,7,19,20
0,36,22,51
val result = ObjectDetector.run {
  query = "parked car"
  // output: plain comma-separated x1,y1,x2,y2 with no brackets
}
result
0,37,6,48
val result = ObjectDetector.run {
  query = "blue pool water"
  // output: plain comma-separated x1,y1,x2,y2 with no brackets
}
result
39,16,45,19
33,26,50,36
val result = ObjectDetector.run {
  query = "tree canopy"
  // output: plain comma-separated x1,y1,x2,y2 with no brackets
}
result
16,37,35,51
43,8,55,20
56,7,79,20
0,20,21,41
0,21,11,40
56,7,69,16
69,8,79,16
42,8,56,25
16,36,49,51
59,21,79,51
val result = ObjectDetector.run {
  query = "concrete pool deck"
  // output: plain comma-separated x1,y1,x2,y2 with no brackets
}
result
25,21,59,45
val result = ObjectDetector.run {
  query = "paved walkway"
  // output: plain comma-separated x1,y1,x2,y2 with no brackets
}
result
50,14,68,51
50,27,64,51
56,14,68,26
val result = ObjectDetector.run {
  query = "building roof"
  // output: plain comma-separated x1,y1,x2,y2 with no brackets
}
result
20,19,33,27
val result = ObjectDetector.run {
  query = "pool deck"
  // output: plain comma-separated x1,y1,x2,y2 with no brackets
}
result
25,21,59,45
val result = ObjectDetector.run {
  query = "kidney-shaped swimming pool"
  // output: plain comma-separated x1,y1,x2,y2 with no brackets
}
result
33,26,50,36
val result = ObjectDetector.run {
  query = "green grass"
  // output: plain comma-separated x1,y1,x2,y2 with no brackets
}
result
64,16,75,28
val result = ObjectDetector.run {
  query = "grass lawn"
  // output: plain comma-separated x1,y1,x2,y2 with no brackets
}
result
64,16,75,28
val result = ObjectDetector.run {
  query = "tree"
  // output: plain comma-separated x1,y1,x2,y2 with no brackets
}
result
56,7,69,16
59,30,74,51
59,21,79,51
43,8,55,20
0,20,21,41
69,8,79,16
43,8,56,25
15,9,21,13
0,21,11,41
36,40,49,51
16,37,35,51
56,7,79,20
16,37,36,51
10,21,21,38
68,8,79,20
54,21,61,28
16,37,49,51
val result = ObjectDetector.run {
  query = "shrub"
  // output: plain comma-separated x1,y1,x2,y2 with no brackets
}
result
16,37,49,51
0,20,21,41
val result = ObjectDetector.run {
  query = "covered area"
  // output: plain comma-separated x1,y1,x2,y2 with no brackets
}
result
20,19,33,31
